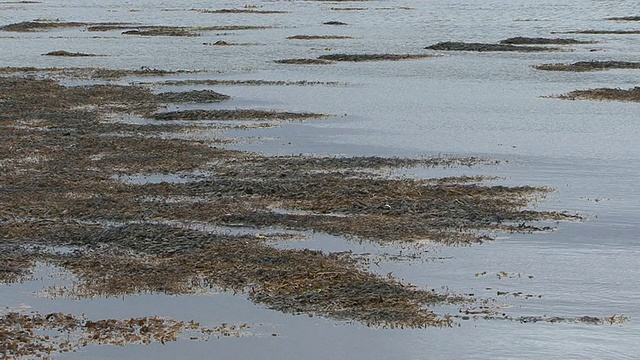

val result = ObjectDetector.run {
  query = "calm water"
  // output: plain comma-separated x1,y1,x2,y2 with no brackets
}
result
1,0,640,358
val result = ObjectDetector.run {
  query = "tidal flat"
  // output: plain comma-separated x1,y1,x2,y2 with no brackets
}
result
1,0,639,358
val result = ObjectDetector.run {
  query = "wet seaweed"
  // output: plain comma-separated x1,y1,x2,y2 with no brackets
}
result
533,61,640,72
425,41,559,52
499,37,592,45
287,35,352,40
0,311,255,358
552,87,640,102
275,58,334,65
195,8,289,14
0,72,581,330
323,21,348,25
606,16,640,21
0,21,131,32
42,50,100,57
317,53,433,61
155,90,231,103
561,29,640,34
123,28,197,37
153,109,327,121
142,79,345,86
0,66,199,79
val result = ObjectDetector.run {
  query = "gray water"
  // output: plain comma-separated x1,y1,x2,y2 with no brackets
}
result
1,0,640,358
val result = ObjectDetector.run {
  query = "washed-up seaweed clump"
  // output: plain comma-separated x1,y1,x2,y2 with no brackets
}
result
499,37,592,45
154,109,327,121
42,50,100,57
317,53,433,61
0,311,254,358
553,87,640,102
425,41,558,52
533,61,640,72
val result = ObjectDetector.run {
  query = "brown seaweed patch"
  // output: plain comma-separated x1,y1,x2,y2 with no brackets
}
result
0,311,256,358
145,79,345,86
123,28,197,37
425,41,559,52
561,29,640,34
606,16,640,21
195,8,289,14
275,58,334,64
90,25,271,33
553,87,640,102
155,90,231,103
203,40,254,46
533,61,640,72
317,53,433,61
0,21,131,32
42,50,100,57
39,224,456,328
153,109,327,121
287,35,353,40
499,37,593,45
0,66,198,79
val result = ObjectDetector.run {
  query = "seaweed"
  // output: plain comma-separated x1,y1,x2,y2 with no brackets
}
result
425,41,558,52
499,37,592,45
287,35,352,40
42,50,100,57
552,87,640,102
317,53,433,61
533,60,640,72
275,58,334,64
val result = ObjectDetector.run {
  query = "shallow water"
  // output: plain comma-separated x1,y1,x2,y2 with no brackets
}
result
2,0,640,358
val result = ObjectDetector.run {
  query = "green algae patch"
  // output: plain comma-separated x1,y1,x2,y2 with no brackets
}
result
533,61,640,72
